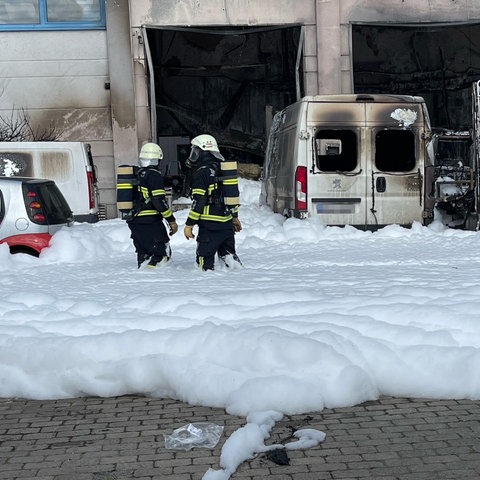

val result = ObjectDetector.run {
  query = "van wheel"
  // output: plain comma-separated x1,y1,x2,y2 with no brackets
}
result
9,246,40,257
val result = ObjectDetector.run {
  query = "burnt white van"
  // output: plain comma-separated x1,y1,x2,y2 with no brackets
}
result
261,94,433,229
0,142,99,223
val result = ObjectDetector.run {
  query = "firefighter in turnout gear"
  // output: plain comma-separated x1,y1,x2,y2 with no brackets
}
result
183,134,242,271
128,143,178,268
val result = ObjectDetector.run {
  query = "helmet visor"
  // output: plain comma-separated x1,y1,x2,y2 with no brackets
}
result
139,157,158,168
186,146,201,168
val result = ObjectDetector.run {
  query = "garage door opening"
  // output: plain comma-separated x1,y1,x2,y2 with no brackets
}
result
352,23,480,130
143,25,303,174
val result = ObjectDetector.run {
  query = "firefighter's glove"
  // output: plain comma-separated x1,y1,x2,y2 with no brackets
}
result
169,221,178,236
232,217,242,233
184,225,195,240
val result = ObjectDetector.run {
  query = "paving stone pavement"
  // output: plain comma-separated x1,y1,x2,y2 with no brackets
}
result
1,395,480,480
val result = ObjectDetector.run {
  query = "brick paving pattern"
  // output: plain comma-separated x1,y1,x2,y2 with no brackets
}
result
1,396,480,479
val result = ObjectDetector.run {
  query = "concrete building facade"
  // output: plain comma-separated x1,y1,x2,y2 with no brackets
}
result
1,0,479,218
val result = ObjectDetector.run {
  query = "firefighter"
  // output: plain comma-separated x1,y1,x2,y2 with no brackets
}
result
128,142,178,268
183,134,242,271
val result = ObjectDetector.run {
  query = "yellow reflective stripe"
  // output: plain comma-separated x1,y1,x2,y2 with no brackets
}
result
151,188,166,196
198,204,232,222
199,257,204,269
208,184,217,194
161,209,173,217
189,211,201,221
140,186,149,199
222,179,238,185
192,188,206,195
117,183,133,189
136,210,158,216
200,214,232,222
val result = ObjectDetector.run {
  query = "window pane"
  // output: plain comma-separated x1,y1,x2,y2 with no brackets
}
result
76,0,101,21
32,182,72,224
315,130,358,172
46,0,101,22
0,152,33,176
375,130,416,172
0,0,39,24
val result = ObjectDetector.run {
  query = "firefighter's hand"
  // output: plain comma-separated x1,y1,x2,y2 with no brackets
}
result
169,221,178,236
232,217,242,233
184,225,195,240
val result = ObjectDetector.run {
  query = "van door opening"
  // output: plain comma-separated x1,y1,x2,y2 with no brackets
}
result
369,129,423,226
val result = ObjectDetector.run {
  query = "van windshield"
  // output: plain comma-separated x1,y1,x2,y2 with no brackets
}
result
315,130,358,172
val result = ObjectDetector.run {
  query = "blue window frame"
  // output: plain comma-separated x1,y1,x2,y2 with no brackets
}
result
0,0,106,31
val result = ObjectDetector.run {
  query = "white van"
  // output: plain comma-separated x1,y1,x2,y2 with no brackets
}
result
0,142,99,223
261,94,434,230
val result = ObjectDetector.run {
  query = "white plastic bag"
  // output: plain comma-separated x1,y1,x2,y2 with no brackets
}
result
164,422,224,451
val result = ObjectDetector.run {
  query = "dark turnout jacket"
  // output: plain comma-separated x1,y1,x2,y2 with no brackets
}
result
130,167,175,224
185,157,235,230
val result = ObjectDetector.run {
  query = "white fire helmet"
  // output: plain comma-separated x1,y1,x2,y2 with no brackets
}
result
187,134,224,167
139,142,163,167
191,134,220,152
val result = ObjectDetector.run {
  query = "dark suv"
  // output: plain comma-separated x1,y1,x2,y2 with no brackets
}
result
0,177,73,256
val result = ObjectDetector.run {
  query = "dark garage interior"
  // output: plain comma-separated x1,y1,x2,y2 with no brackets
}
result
145,25,303,166
352,23,480,130
144,22,480,171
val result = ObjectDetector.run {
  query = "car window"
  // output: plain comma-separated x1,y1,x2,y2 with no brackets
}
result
40,182,73,224
24,181,73,224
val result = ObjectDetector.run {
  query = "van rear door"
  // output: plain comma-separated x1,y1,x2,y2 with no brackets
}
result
308,101,369,228
308,99,425,229
365,102,424,227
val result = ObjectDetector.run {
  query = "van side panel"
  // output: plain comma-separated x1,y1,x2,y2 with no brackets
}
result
0,142,99,222
274,125,299,214
263,102,303,215
39,150,71,182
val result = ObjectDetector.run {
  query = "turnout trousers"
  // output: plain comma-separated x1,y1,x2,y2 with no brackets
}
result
196,226,238,271
128,216,170,267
